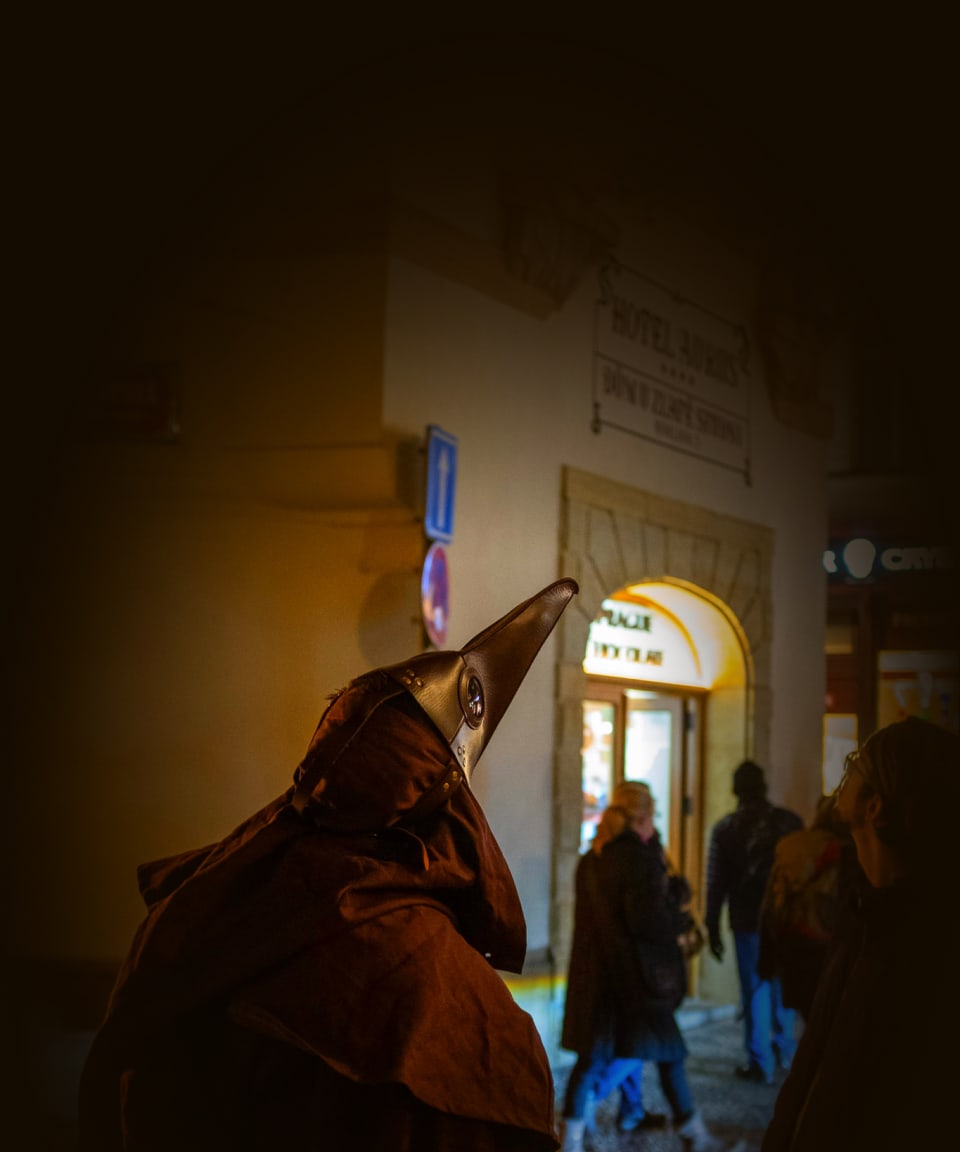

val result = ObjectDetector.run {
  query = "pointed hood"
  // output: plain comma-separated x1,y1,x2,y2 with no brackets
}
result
381,576,579,780
291,578,578,831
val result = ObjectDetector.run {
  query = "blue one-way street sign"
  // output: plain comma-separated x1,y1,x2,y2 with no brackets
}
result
424,425,457,544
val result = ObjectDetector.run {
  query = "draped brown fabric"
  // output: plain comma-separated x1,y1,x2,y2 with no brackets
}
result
78,686,558,1150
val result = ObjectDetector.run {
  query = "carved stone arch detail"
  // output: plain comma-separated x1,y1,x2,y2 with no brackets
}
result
551,466,775,977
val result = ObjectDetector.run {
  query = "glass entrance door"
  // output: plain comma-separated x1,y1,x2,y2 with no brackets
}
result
579,681,706,996
580,699,616,851
580,682,702,876
624,694,683,854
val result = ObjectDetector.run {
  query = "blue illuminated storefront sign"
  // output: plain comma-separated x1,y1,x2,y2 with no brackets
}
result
823,539,954,581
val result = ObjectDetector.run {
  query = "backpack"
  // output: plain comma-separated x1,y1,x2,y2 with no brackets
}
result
763,828,843,945
757,827,845,1014
737,807,788,907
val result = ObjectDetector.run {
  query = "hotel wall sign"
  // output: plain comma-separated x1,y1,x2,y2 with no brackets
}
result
593,259,752,483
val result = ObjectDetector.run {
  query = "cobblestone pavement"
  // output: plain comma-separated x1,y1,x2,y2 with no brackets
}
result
553,1014,784,1151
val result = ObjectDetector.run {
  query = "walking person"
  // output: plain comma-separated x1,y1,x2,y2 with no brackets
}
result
762,716,960,1151
705,760,803,1084
78,579,577,1151
756,792,857,1019
593,781,735,1152
559,804,666,1150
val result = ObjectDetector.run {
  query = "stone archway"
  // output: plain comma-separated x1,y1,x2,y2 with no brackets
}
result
551,466,775,997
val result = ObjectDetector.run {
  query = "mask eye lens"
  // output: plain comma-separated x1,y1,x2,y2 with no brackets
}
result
464,675,484,724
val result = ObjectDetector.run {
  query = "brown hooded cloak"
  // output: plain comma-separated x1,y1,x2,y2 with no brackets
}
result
78,677,560,1151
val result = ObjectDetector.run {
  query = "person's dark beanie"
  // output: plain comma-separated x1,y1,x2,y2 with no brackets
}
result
733,759,767,801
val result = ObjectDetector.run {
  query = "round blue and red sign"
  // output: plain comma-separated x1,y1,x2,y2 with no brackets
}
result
421,542,449,647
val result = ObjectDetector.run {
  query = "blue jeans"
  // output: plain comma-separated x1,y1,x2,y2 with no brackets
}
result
652,1059,695,1123
602,1063,694,1124
607,1064,644,1123
564,1046,694,1125
563,1048,642,1120
734,929,796,1080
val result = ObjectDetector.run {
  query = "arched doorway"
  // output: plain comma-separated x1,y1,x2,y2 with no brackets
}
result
552,466,775,1008
578,580,748,1001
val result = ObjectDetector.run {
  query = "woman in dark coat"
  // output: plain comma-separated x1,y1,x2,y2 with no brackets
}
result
597,781,727,1152
559,807,663,1149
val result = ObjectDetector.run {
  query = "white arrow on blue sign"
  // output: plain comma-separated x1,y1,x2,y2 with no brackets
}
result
424,425,457,544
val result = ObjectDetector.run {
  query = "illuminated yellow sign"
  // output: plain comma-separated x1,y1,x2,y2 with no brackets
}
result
583,597,703,686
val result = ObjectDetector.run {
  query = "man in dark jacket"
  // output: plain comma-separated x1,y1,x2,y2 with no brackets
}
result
762,716,959,1152
705,760,802,1084
77,579,577,1151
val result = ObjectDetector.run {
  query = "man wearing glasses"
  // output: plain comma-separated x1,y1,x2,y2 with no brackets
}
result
762,716,959,1152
